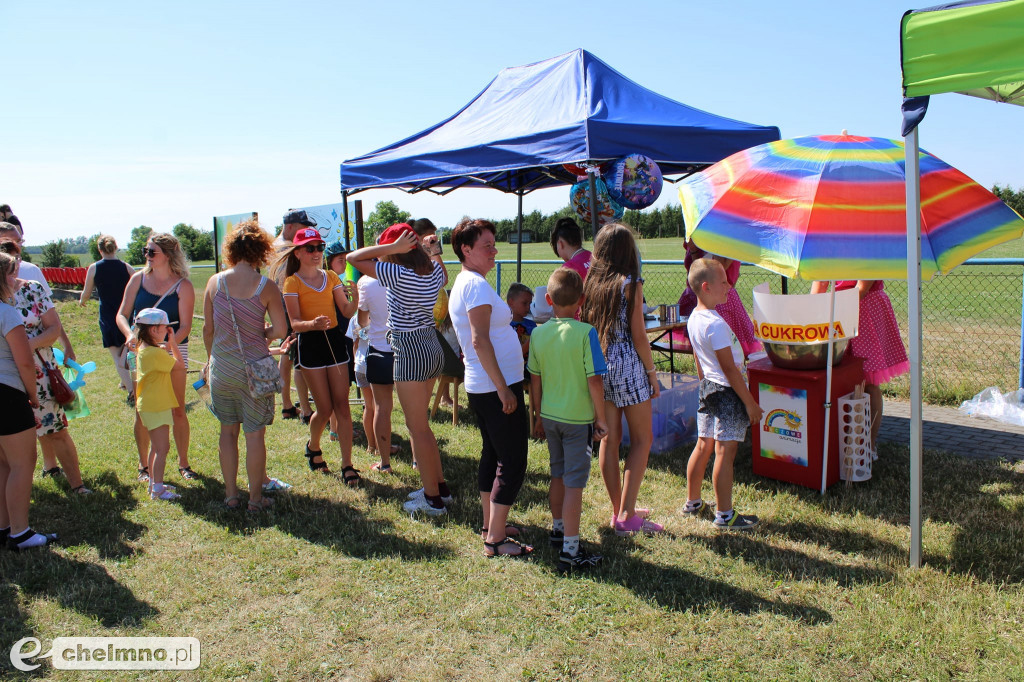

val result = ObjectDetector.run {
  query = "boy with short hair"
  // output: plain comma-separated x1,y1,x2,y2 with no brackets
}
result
506,282,536,357
683,258,764,530
528,268,609,572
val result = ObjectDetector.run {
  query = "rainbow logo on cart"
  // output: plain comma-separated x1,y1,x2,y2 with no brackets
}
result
764,409,803,439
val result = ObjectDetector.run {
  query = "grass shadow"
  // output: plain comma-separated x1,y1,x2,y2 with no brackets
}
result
584,537,833,623
173,472,456,562
30,470,146,560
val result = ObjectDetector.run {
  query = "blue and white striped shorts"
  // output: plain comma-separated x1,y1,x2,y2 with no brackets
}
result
388,326,444,383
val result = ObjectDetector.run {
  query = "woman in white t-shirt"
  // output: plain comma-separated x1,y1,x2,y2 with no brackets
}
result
448,218,533,558
348,223,452,516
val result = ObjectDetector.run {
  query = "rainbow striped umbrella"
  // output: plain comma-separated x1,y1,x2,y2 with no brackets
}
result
679,134,1024,281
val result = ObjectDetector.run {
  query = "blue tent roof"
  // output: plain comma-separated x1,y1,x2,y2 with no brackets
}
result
339,49,780,195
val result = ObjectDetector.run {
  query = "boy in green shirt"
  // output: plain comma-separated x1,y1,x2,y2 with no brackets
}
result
528,268,608,573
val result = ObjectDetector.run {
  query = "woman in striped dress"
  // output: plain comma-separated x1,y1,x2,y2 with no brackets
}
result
348,223,451,516
202,220,288,511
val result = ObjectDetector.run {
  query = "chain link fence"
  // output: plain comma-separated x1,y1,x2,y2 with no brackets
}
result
476,259,1024,406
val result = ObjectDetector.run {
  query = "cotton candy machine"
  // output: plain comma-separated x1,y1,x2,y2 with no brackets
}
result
751,284,859,370
763,338,849,370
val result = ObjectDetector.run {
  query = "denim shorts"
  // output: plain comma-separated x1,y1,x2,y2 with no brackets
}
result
697,379,750,442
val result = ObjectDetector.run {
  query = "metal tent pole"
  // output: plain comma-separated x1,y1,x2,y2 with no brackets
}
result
587,170,599,239
353,200,365,250
516,191,524,283
342,192,350,246
905,126,924,569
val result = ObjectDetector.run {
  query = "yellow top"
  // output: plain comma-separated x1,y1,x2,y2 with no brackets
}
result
283,269,343,329
136,345,179,413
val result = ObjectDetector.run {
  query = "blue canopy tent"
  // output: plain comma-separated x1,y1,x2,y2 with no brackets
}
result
339,49,779,274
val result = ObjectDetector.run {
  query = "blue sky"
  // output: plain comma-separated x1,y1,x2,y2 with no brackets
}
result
2,1,1021,247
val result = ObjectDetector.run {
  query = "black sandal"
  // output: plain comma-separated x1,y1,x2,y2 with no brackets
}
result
304,442,330,474
341,465,361,487
178,466,199,480
41,466,63,478
282,405,299,419
137,466,150,482
483,537,534,559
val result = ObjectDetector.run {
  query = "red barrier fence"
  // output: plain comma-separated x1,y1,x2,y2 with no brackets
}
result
41,266,88,287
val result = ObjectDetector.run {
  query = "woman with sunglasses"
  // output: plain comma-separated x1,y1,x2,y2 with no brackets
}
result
0,237,91,495
116,232,197,483
273,228,359,482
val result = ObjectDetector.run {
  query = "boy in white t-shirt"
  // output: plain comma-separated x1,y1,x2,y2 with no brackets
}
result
683,258,764,531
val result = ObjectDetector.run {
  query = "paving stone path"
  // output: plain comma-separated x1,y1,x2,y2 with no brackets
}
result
878,399,1024,461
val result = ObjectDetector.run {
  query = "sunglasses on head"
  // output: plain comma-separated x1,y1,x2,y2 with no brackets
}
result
143,247,161,257
302,243,326,253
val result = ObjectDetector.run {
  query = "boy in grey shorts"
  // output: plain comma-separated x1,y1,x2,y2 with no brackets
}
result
528,268,609,573
683,258,764,531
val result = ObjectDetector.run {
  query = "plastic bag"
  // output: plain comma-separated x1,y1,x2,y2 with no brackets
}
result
959,386,1024,427
61,367,91,420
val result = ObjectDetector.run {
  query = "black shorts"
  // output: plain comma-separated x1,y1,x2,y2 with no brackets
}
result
0,383,37,435
295,326,351,370
365,344,395,385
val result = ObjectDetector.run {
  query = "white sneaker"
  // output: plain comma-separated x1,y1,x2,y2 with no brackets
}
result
402,496,447,517
406,488,453,505
150,488,181,501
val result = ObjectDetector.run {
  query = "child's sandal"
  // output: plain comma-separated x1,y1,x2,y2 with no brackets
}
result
341,465,361,487
247,497,274,513
370,462,392,474
304,442,330,474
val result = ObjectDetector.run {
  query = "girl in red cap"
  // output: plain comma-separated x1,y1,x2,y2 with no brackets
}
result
347,223,451,516
273,228,359,483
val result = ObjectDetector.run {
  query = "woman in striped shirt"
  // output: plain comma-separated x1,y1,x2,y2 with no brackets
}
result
347,223,451,516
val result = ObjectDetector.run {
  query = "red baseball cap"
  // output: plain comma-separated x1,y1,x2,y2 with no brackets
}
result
292,227,324,247
377,223,415,246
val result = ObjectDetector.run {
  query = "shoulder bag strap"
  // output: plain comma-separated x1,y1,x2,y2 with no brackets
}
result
218,276,248,360
153,278,184,309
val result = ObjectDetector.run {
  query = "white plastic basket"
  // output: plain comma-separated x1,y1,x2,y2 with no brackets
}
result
838,392,872,482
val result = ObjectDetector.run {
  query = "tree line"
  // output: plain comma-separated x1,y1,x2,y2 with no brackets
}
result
360,199,685,245
30,224,215,267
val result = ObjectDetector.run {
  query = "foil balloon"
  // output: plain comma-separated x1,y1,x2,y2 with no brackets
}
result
605,154,663,209
570,177,624,226
562,163,589,177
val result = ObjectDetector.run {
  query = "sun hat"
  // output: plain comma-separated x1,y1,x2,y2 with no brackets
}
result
282,209,317,227
292,228,324,247
324,237,353,261
377,223,415,246
134,307,169,327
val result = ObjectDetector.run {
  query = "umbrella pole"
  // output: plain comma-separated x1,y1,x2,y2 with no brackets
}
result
821,281,836,495
905,126,924,568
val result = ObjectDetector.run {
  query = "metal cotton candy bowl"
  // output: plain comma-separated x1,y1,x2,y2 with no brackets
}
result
752,283,859,371
763,339,849,370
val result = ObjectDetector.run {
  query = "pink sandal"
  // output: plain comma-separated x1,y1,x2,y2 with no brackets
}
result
614,515,665,537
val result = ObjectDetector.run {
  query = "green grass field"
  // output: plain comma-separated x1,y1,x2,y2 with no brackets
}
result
1,300,1023,679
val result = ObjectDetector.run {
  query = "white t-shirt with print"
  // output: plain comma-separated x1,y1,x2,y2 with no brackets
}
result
449,269,524,394
356,275,392,353
688,308,744,387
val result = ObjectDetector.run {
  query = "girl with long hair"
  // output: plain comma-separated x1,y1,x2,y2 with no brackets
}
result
347,223,450,516
581,223,664,536
274,228,359,483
